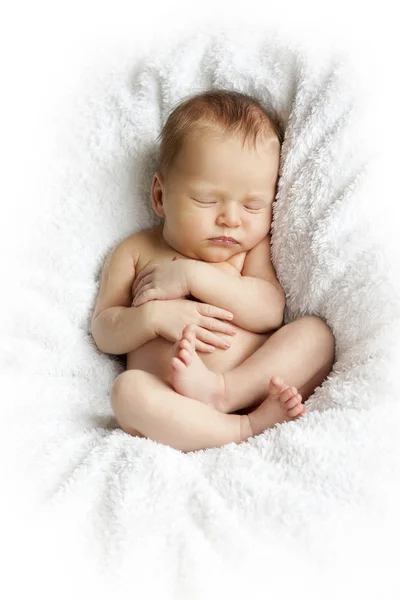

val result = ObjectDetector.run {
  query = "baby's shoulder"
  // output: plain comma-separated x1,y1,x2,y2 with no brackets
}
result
125,226,157,247
122,229,150,259
125,226,169,270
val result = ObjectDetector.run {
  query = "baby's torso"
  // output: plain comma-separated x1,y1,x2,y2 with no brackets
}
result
126,226,271,381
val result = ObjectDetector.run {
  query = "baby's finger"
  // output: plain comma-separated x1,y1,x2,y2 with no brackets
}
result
133,264,156,293
197,328,231,349
200,316,236,336
197,303,233,321
132,287,157,306
194,340,215,353
133,274,151,296
133,282,153,301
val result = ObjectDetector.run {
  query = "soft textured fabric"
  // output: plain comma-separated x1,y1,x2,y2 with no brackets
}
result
2,25,400,600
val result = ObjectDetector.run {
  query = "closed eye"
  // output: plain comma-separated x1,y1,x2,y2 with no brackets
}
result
192,198,266,211
192,198,217,205
192,198,266,210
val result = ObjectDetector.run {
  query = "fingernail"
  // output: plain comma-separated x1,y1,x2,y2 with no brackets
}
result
224,342,230,348
227,314,233,319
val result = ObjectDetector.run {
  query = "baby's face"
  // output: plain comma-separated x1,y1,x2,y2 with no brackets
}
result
152,129,280,262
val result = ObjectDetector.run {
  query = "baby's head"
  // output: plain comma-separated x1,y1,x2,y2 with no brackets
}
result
151,89,282,262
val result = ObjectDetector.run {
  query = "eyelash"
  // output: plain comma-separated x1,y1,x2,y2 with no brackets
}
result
193,199,264,211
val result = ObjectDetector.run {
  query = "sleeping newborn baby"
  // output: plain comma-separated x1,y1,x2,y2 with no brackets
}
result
91,89,335,452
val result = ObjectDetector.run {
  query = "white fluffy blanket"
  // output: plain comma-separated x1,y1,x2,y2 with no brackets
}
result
2,26,400,600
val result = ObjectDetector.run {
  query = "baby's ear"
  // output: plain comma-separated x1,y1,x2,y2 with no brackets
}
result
151,173,165,217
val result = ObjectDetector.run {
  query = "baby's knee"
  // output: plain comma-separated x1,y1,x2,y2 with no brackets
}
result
110,370,149,434
302,315,335,361
111,371,133,405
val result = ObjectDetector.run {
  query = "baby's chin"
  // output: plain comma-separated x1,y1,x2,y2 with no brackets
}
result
174,241,243,262
198,245,241,262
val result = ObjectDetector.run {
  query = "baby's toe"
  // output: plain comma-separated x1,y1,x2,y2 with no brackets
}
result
269,376,289,396
183,326,196,345
280,386,297,403
178,348,192,365
180,338,194,353
270,375,283,389
284,393,302,410
183,324,196,337
286,399,304,418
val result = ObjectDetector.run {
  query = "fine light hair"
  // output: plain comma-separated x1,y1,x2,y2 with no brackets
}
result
155,89,283,181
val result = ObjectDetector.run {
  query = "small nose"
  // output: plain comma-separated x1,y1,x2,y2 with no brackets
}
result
216,203,241,227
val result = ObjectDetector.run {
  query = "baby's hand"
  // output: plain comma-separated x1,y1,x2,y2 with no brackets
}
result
132,257,194,306
150,298,236,352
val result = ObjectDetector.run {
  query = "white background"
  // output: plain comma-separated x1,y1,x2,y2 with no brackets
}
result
1,1,399,595
1,0,399,269
2,0,399,246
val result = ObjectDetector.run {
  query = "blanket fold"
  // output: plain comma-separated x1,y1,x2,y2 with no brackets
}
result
2,24,400,600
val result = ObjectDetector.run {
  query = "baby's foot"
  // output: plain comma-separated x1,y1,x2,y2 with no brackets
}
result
171,325,225,405
242,376,307,441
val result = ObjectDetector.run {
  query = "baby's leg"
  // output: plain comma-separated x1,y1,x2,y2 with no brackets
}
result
170,316,335,414
110,369,304,452
222,315,335,413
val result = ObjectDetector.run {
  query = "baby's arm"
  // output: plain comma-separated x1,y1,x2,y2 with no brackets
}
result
190,236,285,333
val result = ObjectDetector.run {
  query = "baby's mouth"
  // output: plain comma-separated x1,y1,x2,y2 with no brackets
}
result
209,236,238,244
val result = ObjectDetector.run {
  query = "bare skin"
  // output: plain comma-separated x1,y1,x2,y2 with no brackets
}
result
104,128,336,451
171,325,307,430
111,326,307,452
